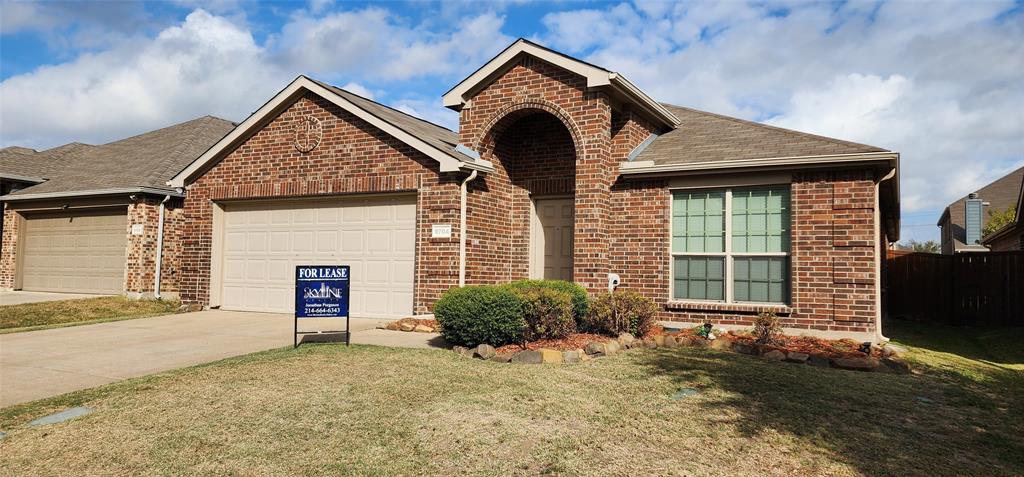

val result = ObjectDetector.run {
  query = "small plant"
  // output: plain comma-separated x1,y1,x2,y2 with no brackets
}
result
434,285,526,347
752,311,782,345
513,287,576,341
505,279,589,323
583,289,658,337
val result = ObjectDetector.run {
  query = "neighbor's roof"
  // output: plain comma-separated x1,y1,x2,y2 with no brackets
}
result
633,104,889,166
940,166,1024,249
5,116,234,198
0,143,92,182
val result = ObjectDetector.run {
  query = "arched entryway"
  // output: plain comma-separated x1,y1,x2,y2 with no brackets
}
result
476,107,579,281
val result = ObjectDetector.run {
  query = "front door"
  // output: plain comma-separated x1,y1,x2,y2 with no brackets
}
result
531,198,574,281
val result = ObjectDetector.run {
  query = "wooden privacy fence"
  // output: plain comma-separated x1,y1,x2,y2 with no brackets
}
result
886,250,1024,326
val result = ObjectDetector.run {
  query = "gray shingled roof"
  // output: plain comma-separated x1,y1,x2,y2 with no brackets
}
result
634,104,889,165
5,116,234,197
313,80,477,164
0,143,92,181
940,166,1024,250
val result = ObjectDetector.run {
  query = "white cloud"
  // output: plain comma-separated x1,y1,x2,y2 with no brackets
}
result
338,82,375,100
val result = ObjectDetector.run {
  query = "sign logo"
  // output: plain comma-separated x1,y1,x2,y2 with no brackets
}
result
294,115,322,153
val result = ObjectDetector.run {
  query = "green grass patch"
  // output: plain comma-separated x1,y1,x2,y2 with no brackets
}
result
0,320,1020,476
0,296,180,333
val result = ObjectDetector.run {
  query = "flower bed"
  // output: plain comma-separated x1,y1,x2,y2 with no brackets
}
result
495,333,611,354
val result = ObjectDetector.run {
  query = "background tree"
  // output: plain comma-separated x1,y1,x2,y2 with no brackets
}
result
897,239,941,253
983,205,1016,237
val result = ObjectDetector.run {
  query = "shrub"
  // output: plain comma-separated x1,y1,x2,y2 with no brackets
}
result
583,290,659,337
434,285,526,347
753,311,781,345
513,287,576,341
506,279,589,323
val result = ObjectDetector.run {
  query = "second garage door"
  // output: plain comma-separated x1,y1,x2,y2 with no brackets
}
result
220,195,416,318
21,209,128,294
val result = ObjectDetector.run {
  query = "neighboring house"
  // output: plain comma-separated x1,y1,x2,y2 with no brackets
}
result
169,39,899,341
1,116,234,297
937,166,1024,254
982,178,1024,251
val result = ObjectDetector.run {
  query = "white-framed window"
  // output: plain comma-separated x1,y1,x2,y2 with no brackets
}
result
671,185,791,304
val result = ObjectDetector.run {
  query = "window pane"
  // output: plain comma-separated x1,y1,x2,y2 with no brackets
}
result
674,256,725,301
733,256,789,304
731,186,790,253
672,190,725,253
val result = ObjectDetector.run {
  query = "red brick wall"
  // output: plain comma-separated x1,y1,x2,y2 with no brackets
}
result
458,56,617,292
177,92,462,313
0,206,19,290
125,197,184,296
609,170,880,336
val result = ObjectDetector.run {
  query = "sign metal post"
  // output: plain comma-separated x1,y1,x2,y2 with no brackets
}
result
294,265,351,348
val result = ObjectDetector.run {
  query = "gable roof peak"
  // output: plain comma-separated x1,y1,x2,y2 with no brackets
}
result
442,38,680,129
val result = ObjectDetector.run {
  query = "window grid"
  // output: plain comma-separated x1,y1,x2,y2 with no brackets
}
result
671,186,790,304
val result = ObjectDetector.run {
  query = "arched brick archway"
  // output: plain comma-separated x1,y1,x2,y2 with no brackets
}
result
475,99,584,156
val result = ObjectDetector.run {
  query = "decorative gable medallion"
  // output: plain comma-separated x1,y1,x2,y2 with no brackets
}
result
294,115,322,153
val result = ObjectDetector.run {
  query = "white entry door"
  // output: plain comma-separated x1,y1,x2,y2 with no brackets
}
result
531,198,574,281
219,195,415,318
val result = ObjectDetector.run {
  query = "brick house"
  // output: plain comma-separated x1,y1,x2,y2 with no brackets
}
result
1,117,234,297
938,166,1023,254
981,174,1024,252
169,39,900,341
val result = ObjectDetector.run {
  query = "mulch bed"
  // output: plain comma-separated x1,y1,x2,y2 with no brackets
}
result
649,325,879,359
496,333,612,354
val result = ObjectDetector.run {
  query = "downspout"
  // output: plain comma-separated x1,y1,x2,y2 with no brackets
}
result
874,167,897,343
459,170,479,287
153,195,171,299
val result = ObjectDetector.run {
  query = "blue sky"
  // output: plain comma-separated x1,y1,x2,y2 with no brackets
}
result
2,0,1022,243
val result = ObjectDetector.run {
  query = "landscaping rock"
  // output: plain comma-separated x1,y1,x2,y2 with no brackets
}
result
400,322,416,332
763,350,786,361
473,344,496,360
562,350,582,363
511,350,543,364
732,343,758,355
617,333,635,347
710,338,732,351
676,336,693,347
413,324,434,333
578,349,592,361
538,349,563,364
585,342,606,355
187,303,203,313
785,352,809,364
663,336,678,348
831,357,879,371
452,346,472,358
490,354,513,363
807,355,831,367
643,338,657,349
881,357,911,374
605,340,621,355
653,335,666,346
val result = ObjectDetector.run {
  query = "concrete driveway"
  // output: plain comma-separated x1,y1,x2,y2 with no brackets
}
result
0,310,397,407
0,291,111,306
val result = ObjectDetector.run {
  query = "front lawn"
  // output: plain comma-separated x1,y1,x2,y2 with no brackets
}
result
0,296,180,333
0,320,1021,476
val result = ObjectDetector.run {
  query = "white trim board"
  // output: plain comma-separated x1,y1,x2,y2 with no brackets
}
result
170,76,492,188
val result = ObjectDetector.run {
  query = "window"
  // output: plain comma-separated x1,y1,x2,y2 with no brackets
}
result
672,186,790,304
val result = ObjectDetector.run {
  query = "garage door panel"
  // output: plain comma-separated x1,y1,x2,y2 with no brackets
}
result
220,196,415,318
21,210,127,294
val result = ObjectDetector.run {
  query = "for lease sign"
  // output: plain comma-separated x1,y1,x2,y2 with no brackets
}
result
295,265,350,318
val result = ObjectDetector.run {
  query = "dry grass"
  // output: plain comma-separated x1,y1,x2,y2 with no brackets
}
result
0,296,180,333
0,320,1020,476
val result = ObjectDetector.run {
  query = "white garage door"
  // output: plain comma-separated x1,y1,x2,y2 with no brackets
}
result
220,196,416,317
21,209,127,294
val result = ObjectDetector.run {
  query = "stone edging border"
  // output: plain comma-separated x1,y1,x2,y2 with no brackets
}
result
452,333,910,373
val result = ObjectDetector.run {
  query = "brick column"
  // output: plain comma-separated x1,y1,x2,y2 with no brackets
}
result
0,206,21,290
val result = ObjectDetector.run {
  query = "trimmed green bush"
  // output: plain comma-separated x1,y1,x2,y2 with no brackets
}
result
434,285,526,347
583,290,659,337
513,287,576,341
506,279,589,323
